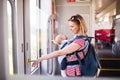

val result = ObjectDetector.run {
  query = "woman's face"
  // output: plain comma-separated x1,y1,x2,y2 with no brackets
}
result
68,21,80,35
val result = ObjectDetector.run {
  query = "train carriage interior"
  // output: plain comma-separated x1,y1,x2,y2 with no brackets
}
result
0,0,120,80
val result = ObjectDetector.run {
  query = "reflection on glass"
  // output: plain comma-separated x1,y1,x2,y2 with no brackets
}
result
7,1,13,75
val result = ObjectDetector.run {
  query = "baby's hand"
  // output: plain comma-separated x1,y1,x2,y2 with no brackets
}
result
51,40,59,45
51,40,56,44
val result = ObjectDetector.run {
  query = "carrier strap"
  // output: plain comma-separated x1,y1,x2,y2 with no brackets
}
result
60,42,68,49
67,61,79,65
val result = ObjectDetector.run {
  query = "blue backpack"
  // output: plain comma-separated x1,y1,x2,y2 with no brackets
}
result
61,36,100,76
78,42,100,76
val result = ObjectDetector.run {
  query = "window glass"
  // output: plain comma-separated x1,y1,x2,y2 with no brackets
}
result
7,0,13,75
30,0,41,72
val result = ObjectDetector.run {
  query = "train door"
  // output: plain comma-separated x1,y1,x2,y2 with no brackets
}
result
8,0,57,75
7,0,25,74
24,0,53,75
7,0,41,75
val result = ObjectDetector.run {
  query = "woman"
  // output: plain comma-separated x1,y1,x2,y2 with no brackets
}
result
31,14,88,76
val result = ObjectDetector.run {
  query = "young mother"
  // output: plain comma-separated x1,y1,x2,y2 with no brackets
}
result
31,14,88,76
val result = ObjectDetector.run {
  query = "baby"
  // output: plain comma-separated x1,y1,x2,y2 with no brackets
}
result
52,34,68,77
52,34,68,46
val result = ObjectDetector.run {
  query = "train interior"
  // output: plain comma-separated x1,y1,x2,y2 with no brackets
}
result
0,0,120,79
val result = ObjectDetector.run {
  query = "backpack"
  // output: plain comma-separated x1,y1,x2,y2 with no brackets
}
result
63,36,100,77
79,43,100,76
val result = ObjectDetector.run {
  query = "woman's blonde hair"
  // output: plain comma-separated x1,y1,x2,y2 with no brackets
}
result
68,14,88,35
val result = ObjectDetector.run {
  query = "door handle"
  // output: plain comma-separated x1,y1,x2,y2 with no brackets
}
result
26,58,31,64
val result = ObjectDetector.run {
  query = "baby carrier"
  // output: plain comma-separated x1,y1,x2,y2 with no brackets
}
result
60,35,100,77
58,40,68,70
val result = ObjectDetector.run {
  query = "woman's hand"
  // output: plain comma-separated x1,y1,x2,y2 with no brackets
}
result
31,58,42,67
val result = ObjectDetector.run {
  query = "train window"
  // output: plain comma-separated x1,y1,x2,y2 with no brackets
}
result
30,0,41,72
7,0,13,75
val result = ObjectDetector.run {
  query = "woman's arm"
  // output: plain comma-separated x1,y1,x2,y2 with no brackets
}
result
31,43,81,67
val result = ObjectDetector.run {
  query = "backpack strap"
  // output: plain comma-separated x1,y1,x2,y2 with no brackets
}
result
76,36,95,56
60,42,68,49
74,36,90,65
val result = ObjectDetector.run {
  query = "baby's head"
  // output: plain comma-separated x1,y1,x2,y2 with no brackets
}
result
52,34,68,45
